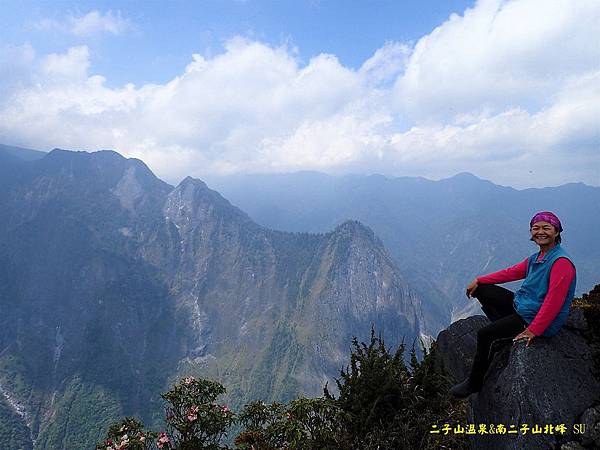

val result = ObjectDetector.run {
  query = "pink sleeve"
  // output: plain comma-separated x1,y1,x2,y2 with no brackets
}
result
477,258,528,285
527,258,576,336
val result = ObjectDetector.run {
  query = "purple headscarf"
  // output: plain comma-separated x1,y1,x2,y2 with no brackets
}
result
530,211,563,232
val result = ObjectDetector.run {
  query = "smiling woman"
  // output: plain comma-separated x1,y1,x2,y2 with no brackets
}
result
531,219,561,245
451,211,577,399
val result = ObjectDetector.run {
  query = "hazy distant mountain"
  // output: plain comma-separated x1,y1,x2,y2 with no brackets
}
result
0,149,420,449
0,143,47,161
205,171,600,332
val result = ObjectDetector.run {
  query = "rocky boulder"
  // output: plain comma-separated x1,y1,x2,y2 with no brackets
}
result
436,294,600,450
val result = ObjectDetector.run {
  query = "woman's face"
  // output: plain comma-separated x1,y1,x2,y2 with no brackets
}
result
530,221,559,246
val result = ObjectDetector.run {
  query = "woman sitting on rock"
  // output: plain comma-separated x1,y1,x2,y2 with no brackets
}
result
450,211,576,399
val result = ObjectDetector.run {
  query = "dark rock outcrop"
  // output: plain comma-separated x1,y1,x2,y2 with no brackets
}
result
435,315,489,382
436,300,600,450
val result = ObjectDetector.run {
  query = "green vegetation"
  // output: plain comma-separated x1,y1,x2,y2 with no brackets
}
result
98,330,467,449
234,397,349,449
247,322,303,403
328,329,466,449
0,397,32,450
36,377,123,450
161,378,234,449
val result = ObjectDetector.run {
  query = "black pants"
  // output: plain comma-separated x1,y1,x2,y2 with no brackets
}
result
469,284,527,387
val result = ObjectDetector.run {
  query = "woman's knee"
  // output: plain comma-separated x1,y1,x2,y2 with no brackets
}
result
474,284,514,303
477,325,494,342
474,283,496,299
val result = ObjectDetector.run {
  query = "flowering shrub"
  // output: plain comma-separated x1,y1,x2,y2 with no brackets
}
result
161,377,235,450
96,377,234,450
98,330,466,449
95,417,155,450
156,431,171,449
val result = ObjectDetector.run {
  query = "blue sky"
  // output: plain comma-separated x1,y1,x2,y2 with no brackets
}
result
1,0,473,86
0,0,598,188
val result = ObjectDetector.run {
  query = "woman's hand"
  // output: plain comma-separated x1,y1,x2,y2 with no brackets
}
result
466,279,479,298
513,328,535,347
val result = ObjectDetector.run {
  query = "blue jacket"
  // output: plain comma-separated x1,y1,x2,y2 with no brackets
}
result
513,244,576,337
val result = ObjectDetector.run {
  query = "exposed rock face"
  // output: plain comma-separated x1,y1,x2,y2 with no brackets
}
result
0,149,422,449
436,304,600,450
156,176,421,402
434,315,489,382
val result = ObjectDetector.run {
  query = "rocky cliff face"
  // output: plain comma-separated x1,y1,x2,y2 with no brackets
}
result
154,175,421,403
435,285,600,450
0,150,180,449
0,149,421,449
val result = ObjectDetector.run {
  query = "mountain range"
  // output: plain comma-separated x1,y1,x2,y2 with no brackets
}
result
0,146,420,449
204,170,600,332
1,144,597,449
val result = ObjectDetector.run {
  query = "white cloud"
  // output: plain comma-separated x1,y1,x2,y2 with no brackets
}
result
34,10,131,36
41,46,90,80
359,42,410,86
2,0,599,188
71,10,130,36
393,0,600,123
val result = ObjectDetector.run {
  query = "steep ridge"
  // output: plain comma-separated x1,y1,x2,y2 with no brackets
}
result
0,149,421,449
155,177,421,402
0,150,180,449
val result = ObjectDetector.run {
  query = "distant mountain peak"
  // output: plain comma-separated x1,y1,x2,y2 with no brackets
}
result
42,148,165,188
177,176,209,190
448,171,480,180
440,172,503,190
166,175,254,231
47,147,121,158
334,219,372,233
330,220,380,245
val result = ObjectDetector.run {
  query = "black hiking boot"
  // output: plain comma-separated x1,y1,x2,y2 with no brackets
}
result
450,377,482,399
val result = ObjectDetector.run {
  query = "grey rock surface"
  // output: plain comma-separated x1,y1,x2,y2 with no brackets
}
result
434,315,489,382
436,310,600,450
578,405,600,448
